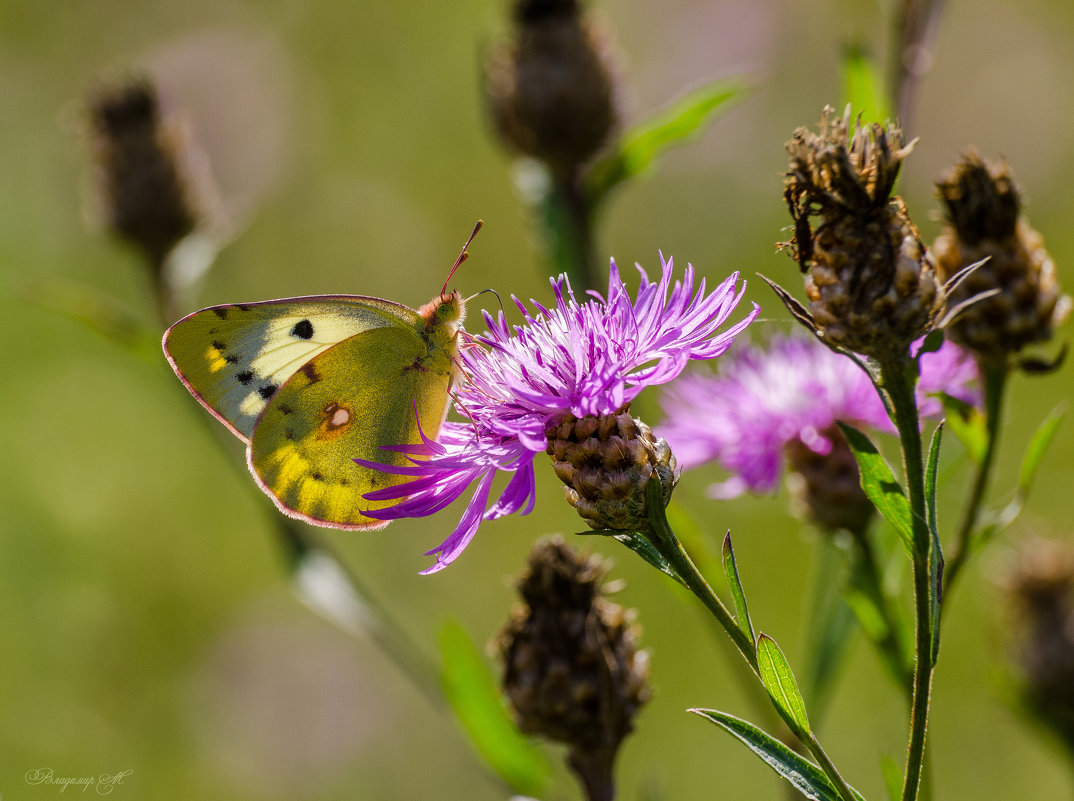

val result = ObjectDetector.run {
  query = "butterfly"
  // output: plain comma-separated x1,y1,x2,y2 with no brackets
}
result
163,221,482,530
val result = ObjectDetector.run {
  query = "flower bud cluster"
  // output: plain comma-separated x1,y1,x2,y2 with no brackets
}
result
546,412,678,531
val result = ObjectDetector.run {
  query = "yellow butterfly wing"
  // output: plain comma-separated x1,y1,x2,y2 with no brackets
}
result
248,323,456,529
163,295,420,441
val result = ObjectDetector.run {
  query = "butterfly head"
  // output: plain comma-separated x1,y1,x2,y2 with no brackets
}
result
420,289,466,333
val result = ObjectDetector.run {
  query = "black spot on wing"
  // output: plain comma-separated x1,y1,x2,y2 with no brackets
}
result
300,363,321,383
212,340,226,350
212,307,229,319
291,319,314,340
284,429,296,440
237,370,255,385
258,383,278,400
278,404,293,415
311,472,324,481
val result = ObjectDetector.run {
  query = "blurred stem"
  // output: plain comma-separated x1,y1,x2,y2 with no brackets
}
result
890,0,945,132
568,747,616,801
943,364,1007,603
150,254,179,325
547,166,599,291
877,358,934,801
849,526,914,696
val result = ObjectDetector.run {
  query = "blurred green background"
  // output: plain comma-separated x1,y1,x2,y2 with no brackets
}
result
2,0,1074,798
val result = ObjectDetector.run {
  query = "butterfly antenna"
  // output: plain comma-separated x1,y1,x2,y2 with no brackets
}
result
463,287,504,317
442,219,484,297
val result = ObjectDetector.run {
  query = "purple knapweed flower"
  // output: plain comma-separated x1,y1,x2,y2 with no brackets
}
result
359,256,759,573
657,334,980,499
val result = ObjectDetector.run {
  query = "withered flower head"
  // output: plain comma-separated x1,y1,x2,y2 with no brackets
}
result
933,152,1070,368
547,412,678,532
499,536,649,799
86,76,204,268
1004,538,1074,756
484,0,619,177
782,107,944,361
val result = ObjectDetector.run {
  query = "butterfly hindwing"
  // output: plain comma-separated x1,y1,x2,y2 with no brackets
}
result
163,295,420,441
248,324,456,529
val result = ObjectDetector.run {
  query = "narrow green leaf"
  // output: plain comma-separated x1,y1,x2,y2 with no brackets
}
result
439,621,549,795
587,77,750,204
757,634,811,737
841,44,891,123
691,710,865,801
1018,405,1066,494
803,540,857,717
838,422,914,558
939,393,987,464
722,532,755,643
924,423,945,664
606,530,686,586
880,755,903,801
976,405,1068,543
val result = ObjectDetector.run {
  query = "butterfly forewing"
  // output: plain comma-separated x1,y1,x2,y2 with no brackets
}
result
163,296,420,441
248,324,456,529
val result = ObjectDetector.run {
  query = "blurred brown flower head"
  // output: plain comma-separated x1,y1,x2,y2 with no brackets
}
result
86,76,211,269
783,108,943,361
1004,538,1074,756
932,152,1070,368
484,0,619,177
498,536,649,781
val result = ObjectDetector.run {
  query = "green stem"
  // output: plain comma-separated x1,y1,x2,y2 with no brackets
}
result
644,490,857,801
878,360,935,801
850,528,914,696
943,364,1008,602
548,167,600,291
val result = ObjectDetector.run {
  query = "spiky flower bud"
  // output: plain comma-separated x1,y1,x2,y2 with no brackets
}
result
1004,538,1074,757
784,425,874,536
933,152,1070,367
783,108,944,361
546,412,678,531
499,536,649,800
86,76,207,269
484,0,618,177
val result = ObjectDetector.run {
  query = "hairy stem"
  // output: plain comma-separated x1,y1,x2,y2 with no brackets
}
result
879,360,935,801
644,487,858,801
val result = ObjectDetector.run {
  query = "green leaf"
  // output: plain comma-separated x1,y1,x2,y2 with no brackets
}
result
587,77,750,205
880,755,903,801
924,423,945,664
841,44,891,123
1018,404,1066,494
976,404,1068,544
803,541,856,718
606,530,686,587
939,393,987,464
757,634,811,737
838,423,915,558
438,621,549,795
722,532,755,643
691,709,862,801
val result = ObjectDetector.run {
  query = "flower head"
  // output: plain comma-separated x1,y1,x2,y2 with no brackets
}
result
782,108,944,361
359,256,758,572
657,333,979,501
